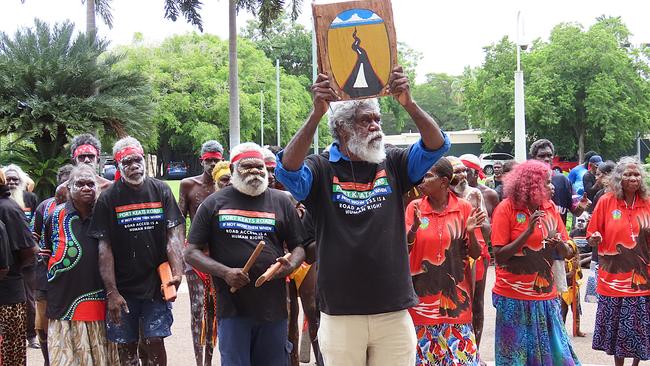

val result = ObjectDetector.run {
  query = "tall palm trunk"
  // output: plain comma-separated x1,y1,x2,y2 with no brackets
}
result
228,0,240,148
86,0,96,35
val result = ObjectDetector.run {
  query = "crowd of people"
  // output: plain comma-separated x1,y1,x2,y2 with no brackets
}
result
0,65,649,366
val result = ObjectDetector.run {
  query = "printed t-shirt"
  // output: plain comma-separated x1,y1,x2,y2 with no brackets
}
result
0,195,35,305
491,198,569,300
187,186,307,322
552,172,573,224
302,147,419,315
406,192,474,326
44,202,105,320
88,178,182,300
32,197,57,292
587,192,650,297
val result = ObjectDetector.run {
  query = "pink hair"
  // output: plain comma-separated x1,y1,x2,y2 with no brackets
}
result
503,159,551,208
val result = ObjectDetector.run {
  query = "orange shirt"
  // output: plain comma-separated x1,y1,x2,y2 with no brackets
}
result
586,192,650,297
491,198,568,301
406,192,474,326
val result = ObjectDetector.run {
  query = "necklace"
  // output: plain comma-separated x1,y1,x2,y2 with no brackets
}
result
625,194,638,242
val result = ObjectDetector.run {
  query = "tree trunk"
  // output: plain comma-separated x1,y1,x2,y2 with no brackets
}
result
577,128,585,163
228,0,240,149
86,0,96,36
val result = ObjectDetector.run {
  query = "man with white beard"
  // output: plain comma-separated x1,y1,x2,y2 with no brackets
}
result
2,164,40,349
275,67,450,366
185,142,307,366
89,136,184,366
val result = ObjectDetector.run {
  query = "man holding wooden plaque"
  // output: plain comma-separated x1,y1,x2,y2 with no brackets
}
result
276,4,450,365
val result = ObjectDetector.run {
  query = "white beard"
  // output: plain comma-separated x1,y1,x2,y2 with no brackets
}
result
453,179,469,196
120,164,146,186
9,187,25,209
231,171,268,197
347,130,386,164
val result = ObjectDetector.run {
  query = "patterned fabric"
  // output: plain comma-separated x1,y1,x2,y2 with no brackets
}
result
48,205,82,280
584,264,598,303
493,294,580,366
48,319,119,366
592,295,650,360
0,302,27,366
414,323,478,366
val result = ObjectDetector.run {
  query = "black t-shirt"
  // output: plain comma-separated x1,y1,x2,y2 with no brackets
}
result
583,171,598,201
0,220,10,270
89,178,182,300
187,186,307,322
0,194,36,305
44,202,106,320
23,191,39,224
303,148,418,315
552,172,573,224
32,197,57,292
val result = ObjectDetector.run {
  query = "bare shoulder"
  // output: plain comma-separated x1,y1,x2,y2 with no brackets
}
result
180,175,202,189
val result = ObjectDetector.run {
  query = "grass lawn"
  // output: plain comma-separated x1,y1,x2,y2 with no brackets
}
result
164,179,181,202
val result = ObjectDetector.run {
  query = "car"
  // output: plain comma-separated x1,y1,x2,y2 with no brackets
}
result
479,153,514,176
166,161,188,179
552,156,579,173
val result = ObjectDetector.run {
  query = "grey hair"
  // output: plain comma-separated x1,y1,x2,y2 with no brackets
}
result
201,140,224,155
2,164,28,188
529,139,555,158
70,133,101,159
57,164,74,185
230,142,264,166
262,148,276,164
327,98,380,142
611,156,648,200
112,136,143,156
66,164,98,189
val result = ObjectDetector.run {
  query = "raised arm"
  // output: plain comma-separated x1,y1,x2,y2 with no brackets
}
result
388,66,445,151
281,73,339,171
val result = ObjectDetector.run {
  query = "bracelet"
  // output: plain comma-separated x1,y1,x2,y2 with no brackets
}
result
106,290,114,297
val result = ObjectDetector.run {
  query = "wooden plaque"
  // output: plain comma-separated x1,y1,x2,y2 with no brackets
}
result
313,0,398,100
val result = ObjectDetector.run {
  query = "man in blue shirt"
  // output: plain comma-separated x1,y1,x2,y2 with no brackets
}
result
275,66,450,366
567,150,597,196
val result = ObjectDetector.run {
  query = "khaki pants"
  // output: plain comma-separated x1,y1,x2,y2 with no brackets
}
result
318,309,417,366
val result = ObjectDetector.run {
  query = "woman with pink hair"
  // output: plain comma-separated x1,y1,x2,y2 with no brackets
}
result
491,160,580,365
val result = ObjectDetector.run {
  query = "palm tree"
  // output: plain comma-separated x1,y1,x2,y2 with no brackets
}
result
163,0,302,149
82,0,114,35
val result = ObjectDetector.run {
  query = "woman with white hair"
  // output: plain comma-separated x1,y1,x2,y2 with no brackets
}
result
588,157,650,366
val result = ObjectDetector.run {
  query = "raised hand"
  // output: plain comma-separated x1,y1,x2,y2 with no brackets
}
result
467,207,487,232
388,65,412,106
311,73,340,116
588,231,602,247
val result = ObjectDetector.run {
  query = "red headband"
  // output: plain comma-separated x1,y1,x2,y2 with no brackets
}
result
231,151,264,164
265,161,277,168
200,151,223,161
461,159,485,179
73,144,99,159
114,146,144,163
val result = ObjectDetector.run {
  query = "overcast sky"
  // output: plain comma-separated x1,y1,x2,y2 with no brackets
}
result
2,0,649,81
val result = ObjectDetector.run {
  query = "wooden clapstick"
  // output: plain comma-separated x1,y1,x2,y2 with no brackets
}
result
230,241,265,293
158,262,177,302
255,253,291,287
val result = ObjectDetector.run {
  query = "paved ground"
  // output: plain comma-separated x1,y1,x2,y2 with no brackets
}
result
28,266,614,365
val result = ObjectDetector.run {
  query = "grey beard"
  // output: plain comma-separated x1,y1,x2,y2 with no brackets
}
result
231,172,268,197
453,180,469,197
347,131,386,164
9,187,25,209
120,165,146,186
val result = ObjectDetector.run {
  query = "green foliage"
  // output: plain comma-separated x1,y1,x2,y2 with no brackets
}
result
0,19,153,196
464,17,650,158
379,42,421,134
113,33,313,156
240,14,312,82
412,73,468,132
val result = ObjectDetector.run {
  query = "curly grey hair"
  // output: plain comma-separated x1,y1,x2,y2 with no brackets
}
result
328,99,380,142
70,133,101,159
201,140,224,155
529,139,554,158
611,156,648,200
112,136,143,156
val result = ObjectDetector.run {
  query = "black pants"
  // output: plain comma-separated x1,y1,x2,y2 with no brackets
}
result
22,264,36,339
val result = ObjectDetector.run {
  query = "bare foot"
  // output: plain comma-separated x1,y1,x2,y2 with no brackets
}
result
576,331,587,337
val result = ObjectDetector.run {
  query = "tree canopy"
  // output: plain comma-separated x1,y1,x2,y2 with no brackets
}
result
464,16,650,159
0,19,152,196
112,33,317,161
